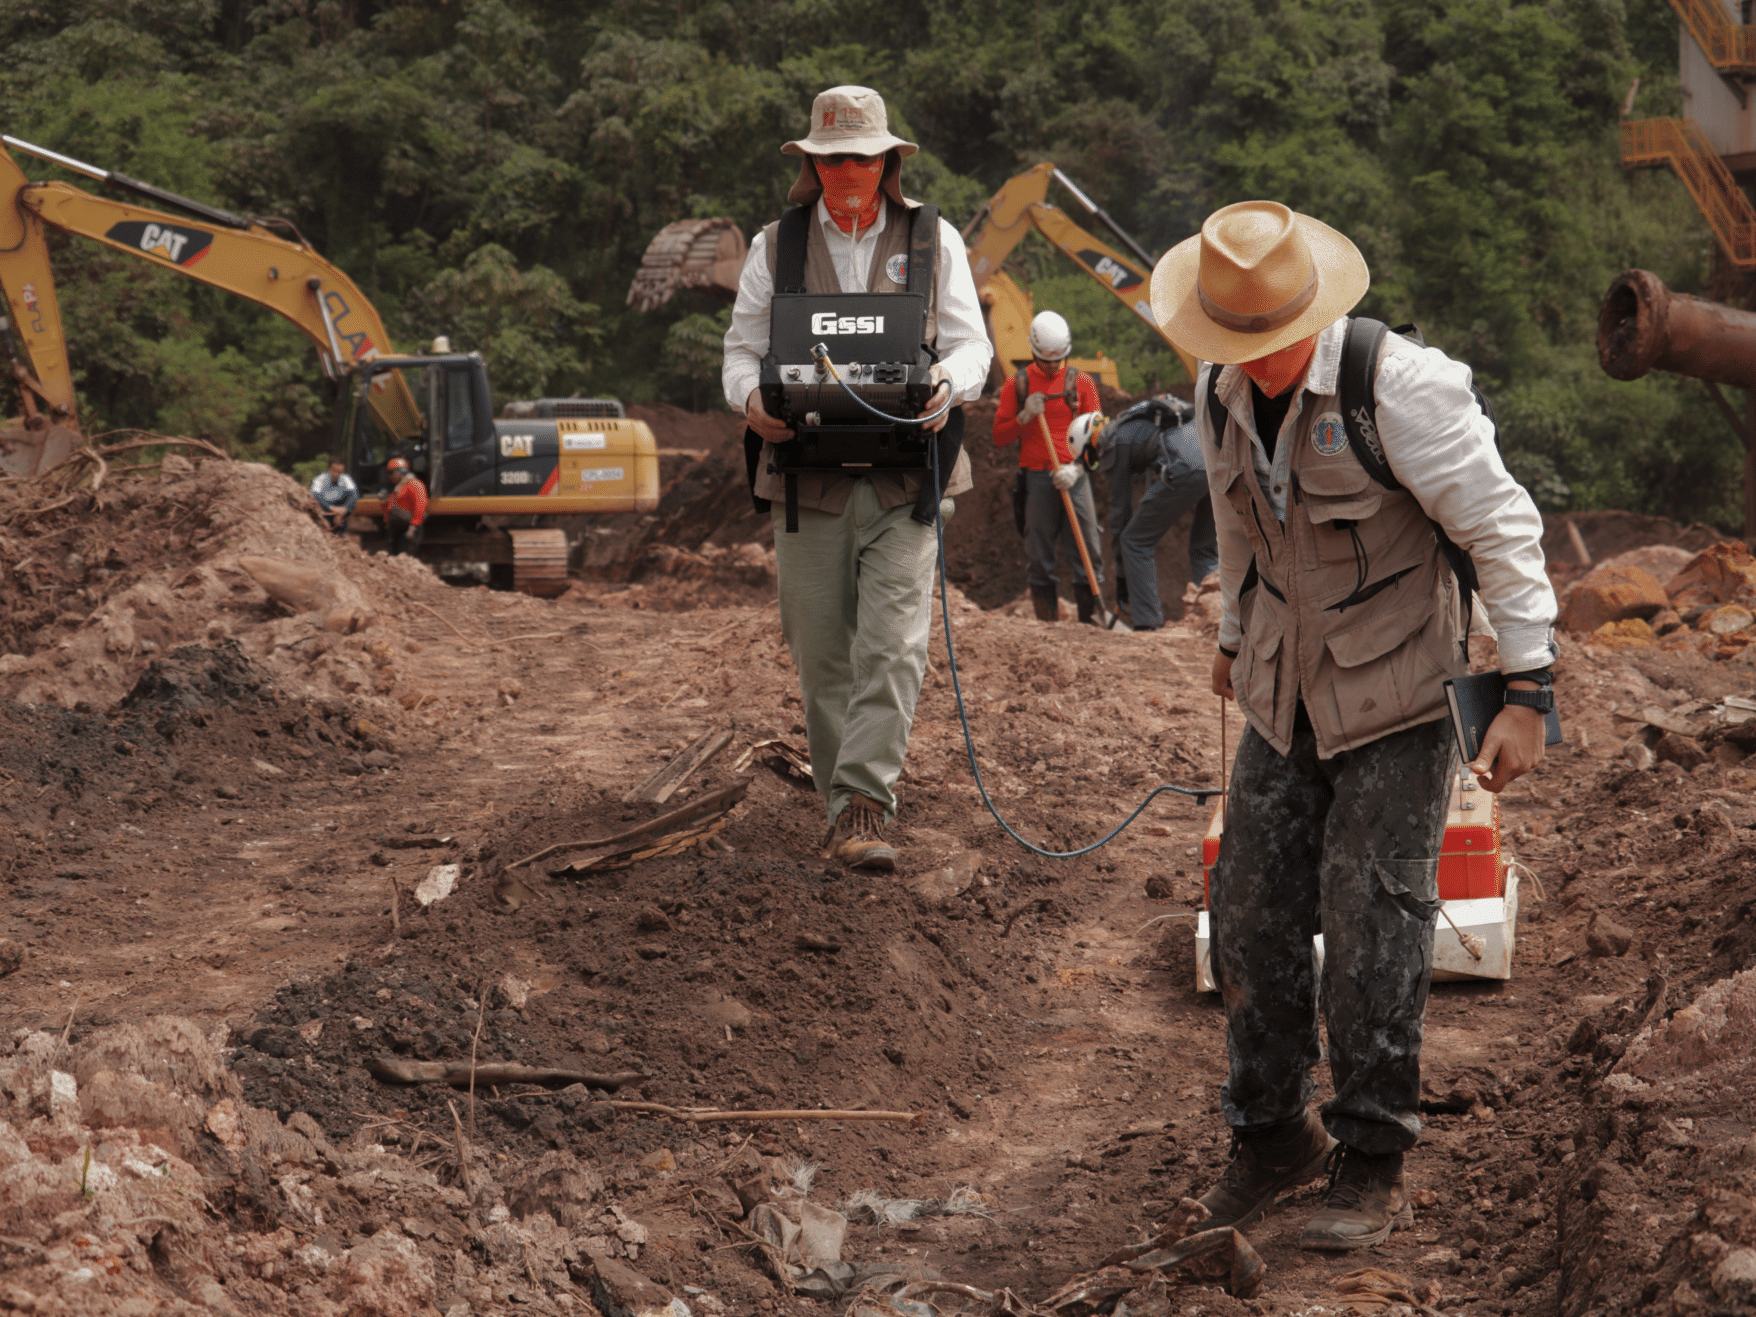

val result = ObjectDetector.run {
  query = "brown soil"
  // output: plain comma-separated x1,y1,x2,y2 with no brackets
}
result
2,436,1755,1317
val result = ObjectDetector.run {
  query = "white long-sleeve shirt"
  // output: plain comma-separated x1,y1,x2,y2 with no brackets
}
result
1202,318,1556,673
721,199,992,411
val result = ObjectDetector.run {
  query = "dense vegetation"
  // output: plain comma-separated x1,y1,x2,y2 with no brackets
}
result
0,0,1735,526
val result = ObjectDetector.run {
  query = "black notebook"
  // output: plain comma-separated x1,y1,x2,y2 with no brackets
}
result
1443,672,1563,764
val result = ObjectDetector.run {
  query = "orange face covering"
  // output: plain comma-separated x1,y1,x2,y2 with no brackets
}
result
817,157,884,233
1241,335,1317,398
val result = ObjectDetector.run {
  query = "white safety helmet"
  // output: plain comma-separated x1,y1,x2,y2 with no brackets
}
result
1028,310,1072,362
1067,411,1103,460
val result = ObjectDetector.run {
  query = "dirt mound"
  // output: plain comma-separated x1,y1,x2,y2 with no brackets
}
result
0,453,451,713
0,1015,628,1317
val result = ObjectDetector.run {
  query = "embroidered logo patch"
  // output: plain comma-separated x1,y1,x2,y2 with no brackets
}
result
1311,413,1347,457
885,253,908,284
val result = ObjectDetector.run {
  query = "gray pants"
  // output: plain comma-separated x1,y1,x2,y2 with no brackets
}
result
1116,473,1217,629
1022,468,1103,591
1210,703,1453,1155
772,479,936,824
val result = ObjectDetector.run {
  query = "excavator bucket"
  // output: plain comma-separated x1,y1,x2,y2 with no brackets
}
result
0,422,80,479
627,219,747,312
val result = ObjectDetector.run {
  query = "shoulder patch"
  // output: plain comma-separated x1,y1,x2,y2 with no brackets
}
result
885,253,908,284
1311,412,1348,457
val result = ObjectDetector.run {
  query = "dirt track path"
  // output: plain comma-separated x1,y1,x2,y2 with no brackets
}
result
4,572,1628,1315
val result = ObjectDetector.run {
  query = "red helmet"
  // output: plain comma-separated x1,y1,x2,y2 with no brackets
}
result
385,457,410,473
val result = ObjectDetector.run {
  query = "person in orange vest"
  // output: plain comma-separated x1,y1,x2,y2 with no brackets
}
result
382,456,427,556
992,311,1106,623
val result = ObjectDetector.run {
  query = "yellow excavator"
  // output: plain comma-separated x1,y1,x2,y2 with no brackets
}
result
964,162,1199,390
0,136,659,595
630,163,1197,393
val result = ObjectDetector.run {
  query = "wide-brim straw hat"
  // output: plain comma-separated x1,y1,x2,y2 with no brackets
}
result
783,85,916,208
1150,201,1369,364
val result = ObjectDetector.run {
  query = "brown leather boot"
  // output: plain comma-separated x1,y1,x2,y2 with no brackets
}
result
1299,1145,1413,1250
1196,1111,1335,1233
820,796,898,871
1074,583,1099,625
1030,585,1059,622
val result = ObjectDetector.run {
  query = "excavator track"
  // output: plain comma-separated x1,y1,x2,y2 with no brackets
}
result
507,528,570,598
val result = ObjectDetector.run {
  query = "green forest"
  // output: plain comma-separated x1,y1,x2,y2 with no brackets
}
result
0,0,1734,526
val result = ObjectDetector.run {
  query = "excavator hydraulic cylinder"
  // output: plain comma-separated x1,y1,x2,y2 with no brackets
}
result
1597,268,1756,391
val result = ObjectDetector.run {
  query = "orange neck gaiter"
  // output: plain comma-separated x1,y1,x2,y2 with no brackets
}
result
817,158,884,233
1241,335,1317,398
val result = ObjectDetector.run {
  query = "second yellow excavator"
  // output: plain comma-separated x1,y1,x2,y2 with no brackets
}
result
0,136,658,594
964,162,1199,390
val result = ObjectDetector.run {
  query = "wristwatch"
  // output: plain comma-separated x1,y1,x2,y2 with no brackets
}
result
1503,687,1555,715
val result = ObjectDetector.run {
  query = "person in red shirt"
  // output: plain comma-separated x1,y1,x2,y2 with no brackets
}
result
382,456,428,556
992,310,1106,623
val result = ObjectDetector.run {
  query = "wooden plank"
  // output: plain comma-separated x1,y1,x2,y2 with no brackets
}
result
622,724,734,804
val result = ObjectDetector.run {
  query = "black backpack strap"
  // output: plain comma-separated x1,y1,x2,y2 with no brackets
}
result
1014,368,1029,413
1202,364,1228,448
1339,317,1397,488
905,204,938,299
1063,365,1079,409
774,205,813,295
1338,316,1480,644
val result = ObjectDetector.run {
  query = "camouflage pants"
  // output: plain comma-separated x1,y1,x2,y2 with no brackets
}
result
1209,703,1452,1155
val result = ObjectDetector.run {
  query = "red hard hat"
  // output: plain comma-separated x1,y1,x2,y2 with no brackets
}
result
385,457,409,473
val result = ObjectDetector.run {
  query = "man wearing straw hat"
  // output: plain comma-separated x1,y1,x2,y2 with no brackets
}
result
1151,202,1555,1249
723,86,992,872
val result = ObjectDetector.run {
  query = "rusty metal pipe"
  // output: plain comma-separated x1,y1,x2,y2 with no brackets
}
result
1598,268,1756,390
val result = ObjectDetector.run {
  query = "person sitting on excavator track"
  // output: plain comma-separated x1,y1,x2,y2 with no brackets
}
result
310,458,358,536
381,457,427,557
992,311,1107,624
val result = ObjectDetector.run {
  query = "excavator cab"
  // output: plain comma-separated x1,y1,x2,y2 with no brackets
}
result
340,354,495,498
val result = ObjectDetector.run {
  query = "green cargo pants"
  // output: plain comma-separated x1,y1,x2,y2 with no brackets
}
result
772,478,937,824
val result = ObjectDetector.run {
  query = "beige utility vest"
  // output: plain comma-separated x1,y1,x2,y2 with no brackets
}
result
752,198,970,515
1212,364,1467,758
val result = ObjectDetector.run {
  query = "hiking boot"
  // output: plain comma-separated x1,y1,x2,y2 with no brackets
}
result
1196,1111,1335,1233
1030,585,1059,622
1074,583,1099,626
1298,1145,1413,1251
820,796,898,871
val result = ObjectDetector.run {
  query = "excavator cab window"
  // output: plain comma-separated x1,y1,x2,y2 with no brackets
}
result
443,368,476,451
345,364,431,491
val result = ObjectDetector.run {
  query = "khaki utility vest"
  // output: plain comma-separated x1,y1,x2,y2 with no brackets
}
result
1211,360,1467,758
752,198,969,515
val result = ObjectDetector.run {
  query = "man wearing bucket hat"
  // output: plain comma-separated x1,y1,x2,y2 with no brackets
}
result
722,86,992,871
1151,202,1556,1249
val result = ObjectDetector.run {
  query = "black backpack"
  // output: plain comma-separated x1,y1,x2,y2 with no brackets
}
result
1014,364,1081,413
1202,317,1497,632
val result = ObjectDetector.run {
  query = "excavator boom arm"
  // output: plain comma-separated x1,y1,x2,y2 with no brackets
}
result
0,144,422,440
965,163,1199,385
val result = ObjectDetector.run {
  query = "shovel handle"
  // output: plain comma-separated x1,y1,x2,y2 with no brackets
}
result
1038,415,1105,600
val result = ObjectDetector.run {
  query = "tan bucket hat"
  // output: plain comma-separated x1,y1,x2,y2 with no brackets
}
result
782,86,916,208
1149,201,1369,364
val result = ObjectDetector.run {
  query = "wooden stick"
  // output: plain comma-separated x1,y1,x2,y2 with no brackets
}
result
507,779,750,869
412,600,479,647
609,1101,925,1129
1036,414,1105,600
468,985,485,1137
387,874,401,936
365,1057,647,1091
446,1099,471,1199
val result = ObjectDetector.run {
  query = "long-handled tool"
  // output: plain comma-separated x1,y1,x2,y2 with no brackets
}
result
1036,412,1127,630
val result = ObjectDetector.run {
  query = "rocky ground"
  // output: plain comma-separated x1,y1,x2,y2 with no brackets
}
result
1,417,1754,1317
